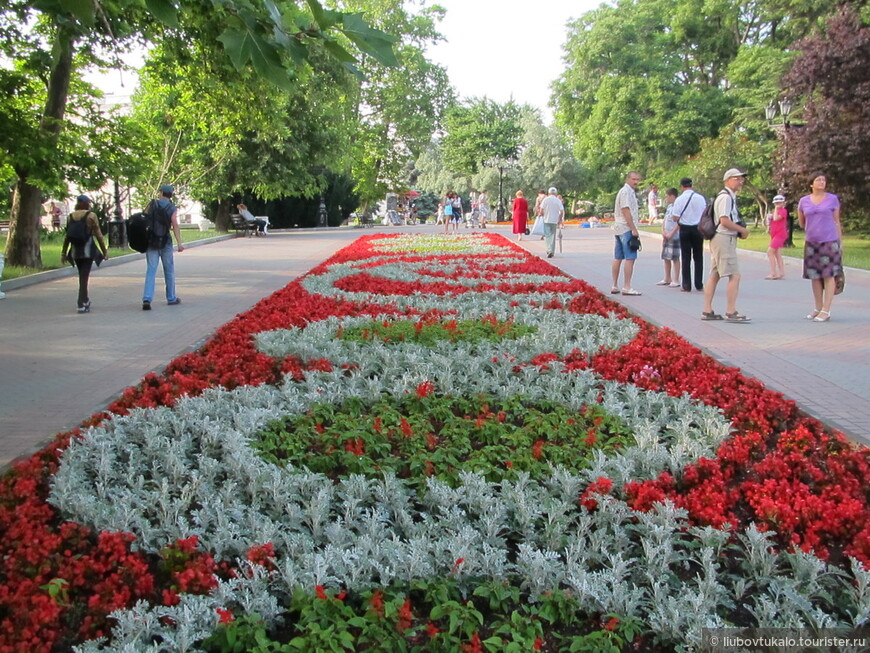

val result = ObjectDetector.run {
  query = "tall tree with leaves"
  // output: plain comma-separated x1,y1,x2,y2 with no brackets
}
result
779,5,870,229
554,0,738,191
342,0,449,209
441,98,523,176
1,0,396,267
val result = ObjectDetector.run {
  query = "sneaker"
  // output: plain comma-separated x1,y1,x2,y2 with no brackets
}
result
77,306,87,313
142,300,151,311
656,280,669,286
668,282,681,288
167,298,182,306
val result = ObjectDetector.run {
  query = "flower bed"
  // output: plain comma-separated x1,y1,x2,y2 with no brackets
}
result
2,233,870,652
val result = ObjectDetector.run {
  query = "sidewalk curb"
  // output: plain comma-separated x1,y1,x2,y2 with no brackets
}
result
0,234,236,294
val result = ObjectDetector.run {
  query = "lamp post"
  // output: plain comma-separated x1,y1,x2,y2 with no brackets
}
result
107,180,128,249
765,98,796,247
317,194,328,228
485,157,517,222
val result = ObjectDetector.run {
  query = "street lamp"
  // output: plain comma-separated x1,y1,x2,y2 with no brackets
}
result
485,157,518,222
765,98,797,246
317,194,328,228
107,179,128,249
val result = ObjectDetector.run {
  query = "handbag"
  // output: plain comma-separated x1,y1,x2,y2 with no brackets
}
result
529,216,545,236
628,234,642,252
834,269,845,295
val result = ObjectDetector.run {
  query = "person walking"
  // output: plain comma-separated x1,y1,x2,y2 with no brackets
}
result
798,173,843,322
142,184,184,311
477,190,490,228
657,188,681,287
60,195,109,313
611,171,642,295
673,177,706,292
512,191,529,241
765,194,788,280
702,169,751,322
540,187,564,258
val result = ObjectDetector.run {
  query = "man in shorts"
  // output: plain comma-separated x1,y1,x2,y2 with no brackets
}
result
611,171,642,295
702,168,751,322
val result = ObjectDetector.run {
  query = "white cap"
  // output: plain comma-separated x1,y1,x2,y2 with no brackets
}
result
723,168,747,181
773,194,786,203
548,187,557,194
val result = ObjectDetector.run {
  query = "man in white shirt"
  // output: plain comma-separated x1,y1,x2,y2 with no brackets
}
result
611,171,642,295
672,177,707,292
540,187,564,258
702,168,751,322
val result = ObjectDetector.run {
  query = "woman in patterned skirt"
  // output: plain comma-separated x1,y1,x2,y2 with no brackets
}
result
797,173,843,322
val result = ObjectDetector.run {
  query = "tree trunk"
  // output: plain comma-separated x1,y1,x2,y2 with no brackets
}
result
215,198,235,232
3,24,74,268
5,179,45,268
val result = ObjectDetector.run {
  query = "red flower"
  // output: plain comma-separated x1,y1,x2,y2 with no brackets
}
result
216,608,234,624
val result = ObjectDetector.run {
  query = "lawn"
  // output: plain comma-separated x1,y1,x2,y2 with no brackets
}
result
639,224,870,270
0,228,226,281
2,233,869,652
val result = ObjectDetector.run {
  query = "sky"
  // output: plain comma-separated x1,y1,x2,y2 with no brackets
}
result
425,0,601,122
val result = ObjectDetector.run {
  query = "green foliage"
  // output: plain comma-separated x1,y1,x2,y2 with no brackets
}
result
338,317,537,346
253,393,632,492
200,579,643,653
442,98,523,177
342,0,449,206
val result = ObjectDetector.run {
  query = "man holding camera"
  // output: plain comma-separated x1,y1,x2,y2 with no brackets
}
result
611,171,643,296
702,168,751,323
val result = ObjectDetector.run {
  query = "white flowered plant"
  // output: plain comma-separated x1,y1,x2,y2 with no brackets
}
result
52,234,870,651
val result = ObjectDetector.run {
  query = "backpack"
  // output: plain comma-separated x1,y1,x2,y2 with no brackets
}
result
126,211,151,253
66,212,92,247
698,190,731,240
126,200,171,253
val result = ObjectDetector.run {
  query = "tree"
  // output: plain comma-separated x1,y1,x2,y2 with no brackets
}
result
343,0,450,209
553,0,737,192
130,42,355,228
2,0,396,267
779,5,870,230
512,109,583,202
441,98,523,177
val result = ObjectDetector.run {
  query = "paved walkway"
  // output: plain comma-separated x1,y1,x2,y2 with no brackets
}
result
1,224,867,468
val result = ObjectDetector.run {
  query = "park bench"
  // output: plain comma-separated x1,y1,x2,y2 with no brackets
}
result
229,214,255,237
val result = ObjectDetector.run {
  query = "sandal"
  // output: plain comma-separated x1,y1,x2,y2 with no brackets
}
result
725,312,751,323
610,287,621,294
813,310,831,322
621,288,642,296
701,311,723,321
806,310,821,320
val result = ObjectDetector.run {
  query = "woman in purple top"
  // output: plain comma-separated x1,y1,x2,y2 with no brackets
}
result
797,173,843,322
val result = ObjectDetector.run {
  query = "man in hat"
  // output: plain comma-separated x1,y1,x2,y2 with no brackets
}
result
702,169,751,322
540,187,564,258
142,184,184,311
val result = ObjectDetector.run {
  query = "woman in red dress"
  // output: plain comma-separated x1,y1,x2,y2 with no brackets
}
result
512,190,528,241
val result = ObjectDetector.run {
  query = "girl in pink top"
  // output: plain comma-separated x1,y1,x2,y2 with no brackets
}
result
765,194,788,279
797,173,843,322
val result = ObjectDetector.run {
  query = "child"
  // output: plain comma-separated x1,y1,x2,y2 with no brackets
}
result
657,188,681,287
766,194,787,279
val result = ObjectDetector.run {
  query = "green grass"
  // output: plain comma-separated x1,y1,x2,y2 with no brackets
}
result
1,229,225,281
638,225,870,271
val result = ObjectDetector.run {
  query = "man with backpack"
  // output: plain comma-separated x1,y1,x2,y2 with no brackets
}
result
142,184,184,311
702,168,751,323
